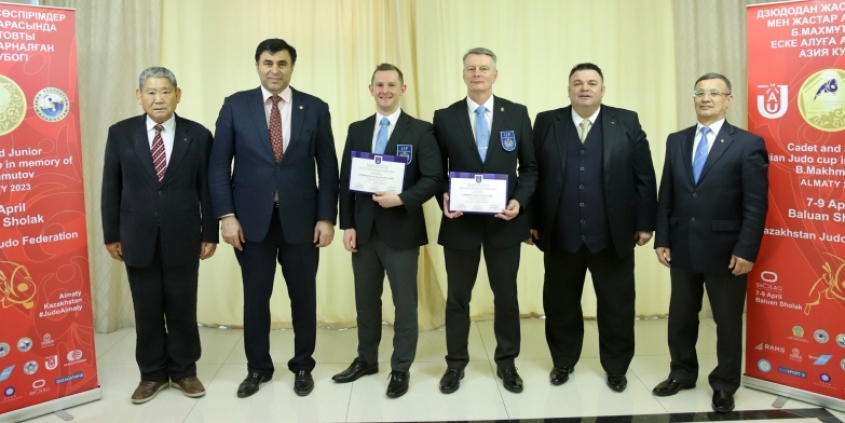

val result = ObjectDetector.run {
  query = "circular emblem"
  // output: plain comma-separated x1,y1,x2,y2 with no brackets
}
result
16,338,32,352
821,373,831,383
841,358,845,371
792,347,801,355
0,75,26,135
793,326,804,337
815,329,830,343
23,360,37,375
0,343,9,358
798,68,845,132
33,87,69,123
3,386,14,397
757,359,772,373
836,334,845,348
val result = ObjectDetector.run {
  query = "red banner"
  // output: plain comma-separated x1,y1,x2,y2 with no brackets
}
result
746,0,845,409
0,3,99,418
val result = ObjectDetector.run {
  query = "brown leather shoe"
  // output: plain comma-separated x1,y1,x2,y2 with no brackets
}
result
171,376,206,398
131,381,168,404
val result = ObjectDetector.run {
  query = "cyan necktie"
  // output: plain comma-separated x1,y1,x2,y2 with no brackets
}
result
374,117,389,154
693,126,711,183
475,106,489,162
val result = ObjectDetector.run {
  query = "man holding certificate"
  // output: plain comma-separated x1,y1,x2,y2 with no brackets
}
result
434,48,537,394
336,63,443,398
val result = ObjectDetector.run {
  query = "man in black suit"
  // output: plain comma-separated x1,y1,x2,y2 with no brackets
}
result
208,38,339,398
333,63,442,398
531,63,657,393
652,73,768,413
434,47,537,394
101,67,218,404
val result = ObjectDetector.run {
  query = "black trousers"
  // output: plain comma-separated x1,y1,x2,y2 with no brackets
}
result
668,266,747,393
444,243,521,369
351,228,419,371
126,233,200,382
543,246,635,373
235,207,318,376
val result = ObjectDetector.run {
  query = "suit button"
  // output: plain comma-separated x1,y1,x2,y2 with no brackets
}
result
579,202,585,207
154,212,159,218
579,184,584,189
580,150,585,155
580,166,585,171
158,190,162,195
691,217,695,222
581,235,586,240
692,193,697,197
580,219,585,224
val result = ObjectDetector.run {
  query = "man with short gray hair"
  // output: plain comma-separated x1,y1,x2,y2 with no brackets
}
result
101,66,218,404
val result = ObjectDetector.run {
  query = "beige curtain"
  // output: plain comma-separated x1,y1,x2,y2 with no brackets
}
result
42,0,162,332
157,0,677,332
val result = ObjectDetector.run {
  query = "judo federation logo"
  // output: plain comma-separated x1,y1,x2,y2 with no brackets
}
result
757,84,789,119
798,69,845,132
805,254,845,314
475,175,483,183
0,75,25,135
33,87,69,123
374,155,382,165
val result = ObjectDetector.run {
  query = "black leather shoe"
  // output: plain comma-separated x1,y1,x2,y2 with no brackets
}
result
496,367,524,393
237,372,272,398
712,390,735,413
332,356,378,383
606,372,627,392
439,368,464,394
549,366,574,386
386,370,410,398
652,378,695,397
293,370,314,396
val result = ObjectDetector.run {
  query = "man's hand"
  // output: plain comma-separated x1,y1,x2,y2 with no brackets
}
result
373,191,403,208
343,229,358,253
200,242,217,260
105,242,123,261
495,200,520,220
221,216,245,251
655,247,671,268
525,229,538,245
729,255,754,275
314,220,335,247
443,193,463,219
635,231,653,246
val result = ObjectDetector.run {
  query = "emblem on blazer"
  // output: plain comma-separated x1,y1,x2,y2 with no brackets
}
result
34,87,69,123
396,144,412,164
500,130,516,151
798,68,845,132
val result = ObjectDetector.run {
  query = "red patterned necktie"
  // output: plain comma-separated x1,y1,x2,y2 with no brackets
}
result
151,124,166,181
269,95,284,162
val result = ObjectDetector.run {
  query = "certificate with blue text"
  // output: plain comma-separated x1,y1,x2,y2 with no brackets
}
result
448,172,508,214
349,151,406,194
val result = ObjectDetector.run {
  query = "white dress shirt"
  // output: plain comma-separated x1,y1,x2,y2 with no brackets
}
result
145,114,176,165
261,85,292,150
466,96,494,142
571,107,601,140
691,118,725,163
370,108,402,152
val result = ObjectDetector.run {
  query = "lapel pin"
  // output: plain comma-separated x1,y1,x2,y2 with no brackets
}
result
721,139,724,143
299,105,304,109
500,107,504,112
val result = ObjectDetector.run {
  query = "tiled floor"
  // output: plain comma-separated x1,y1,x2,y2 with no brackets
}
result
19,318,845,423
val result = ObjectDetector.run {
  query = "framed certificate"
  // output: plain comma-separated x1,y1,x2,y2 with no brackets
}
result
349,151,406,194
448,172,508,214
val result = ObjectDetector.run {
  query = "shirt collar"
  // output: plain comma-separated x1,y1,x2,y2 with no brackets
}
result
571,106,601,126
466,95,495,114
376,108,402,127
261,85,292,104
696,118,725,137
146,114,176,133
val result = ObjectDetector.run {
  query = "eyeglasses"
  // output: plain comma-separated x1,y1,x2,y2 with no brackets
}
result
693,89,731,98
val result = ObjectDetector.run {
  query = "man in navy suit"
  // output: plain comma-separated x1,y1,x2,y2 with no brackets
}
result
208,38,339,398
101,67,217,404
652,73,768,413
334,63,442,398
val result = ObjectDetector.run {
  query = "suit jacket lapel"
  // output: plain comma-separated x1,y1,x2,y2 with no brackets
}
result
288,88,306,159
553,107,570,174
249,88,275,160
601,107,618,188
385,111,411,155
453,99,481,164
132,115,159,182
359,115,377,153
161,115,192,185
681,126,696,186
698,122,735,183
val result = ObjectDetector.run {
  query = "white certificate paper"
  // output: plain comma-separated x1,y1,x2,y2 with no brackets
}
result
448,172,508,214
349,151,406,194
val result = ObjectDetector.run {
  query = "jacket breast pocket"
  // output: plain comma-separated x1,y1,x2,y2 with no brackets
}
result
711,220,741,232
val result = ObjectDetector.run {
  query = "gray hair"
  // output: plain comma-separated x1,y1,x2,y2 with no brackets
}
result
138,66,177,90
695,72,732,93
463,47,497,68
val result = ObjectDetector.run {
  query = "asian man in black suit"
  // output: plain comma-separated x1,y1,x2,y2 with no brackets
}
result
334,63,442,398
653,73,768,413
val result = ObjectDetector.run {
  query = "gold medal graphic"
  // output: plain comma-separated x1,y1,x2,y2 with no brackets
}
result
798,68,845,132
0,75,25,136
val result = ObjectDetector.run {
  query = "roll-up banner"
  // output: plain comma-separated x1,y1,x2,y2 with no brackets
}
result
0,3,100,422
746,0,845,412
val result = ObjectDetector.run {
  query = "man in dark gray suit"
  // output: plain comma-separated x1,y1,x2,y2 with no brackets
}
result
101,67,217,404
653,73,768,413
334,63,442,398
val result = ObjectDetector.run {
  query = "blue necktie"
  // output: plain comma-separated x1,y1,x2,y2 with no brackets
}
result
693,126,711,183
475,106,489,163
374,117,389,154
